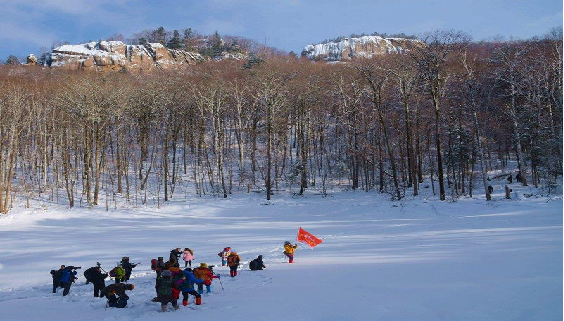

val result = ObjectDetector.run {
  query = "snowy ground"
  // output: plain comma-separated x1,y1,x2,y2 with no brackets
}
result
0,183,562,321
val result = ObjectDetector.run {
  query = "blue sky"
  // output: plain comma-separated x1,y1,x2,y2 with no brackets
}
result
0,0,562,60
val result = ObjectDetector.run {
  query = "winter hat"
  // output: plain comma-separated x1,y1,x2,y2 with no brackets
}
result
231,252,237,255
184,248,190,251
126,284,134,290
162,270,172,277
200,263,208,268
284,241,291,245
258,255,263,259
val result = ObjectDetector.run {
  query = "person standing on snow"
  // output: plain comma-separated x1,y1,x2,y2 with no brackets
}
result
218,247,231,266
85,265,108,297
60,266,79,296
283,241,298,263
120,257,138,282
169,248,182,265
50,265,66,293
182,248,194,268
227,252,241,277
176,268,204,306
193,263,219,293
156,270,180,312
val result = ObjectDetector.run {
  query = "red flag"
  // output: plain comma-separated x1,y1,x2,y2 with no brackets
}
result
297,227,323,249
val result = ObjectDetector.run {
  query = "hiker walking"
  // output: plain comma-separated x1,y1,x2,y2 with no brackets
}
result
176,268,203,306
227,252,241,277
193,263,219,293
84,265,108,297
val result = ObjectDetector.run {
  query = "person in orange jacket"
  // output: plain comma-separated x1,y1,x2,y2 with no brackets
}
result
227,252,241,277
193,263,219,293
283,241,298,263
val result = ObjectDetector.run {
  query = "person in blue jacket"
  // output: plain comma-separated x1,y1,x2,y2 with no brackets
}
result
176,268,204,306
60,266,79,296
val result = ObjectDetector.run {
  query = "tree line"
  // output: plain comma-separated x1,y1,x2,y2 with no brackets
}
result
0,30,561,213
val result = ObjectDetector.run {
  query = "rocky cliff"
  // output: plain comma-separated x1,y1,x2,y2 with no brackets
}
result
45,41,207,71
302,36,419,61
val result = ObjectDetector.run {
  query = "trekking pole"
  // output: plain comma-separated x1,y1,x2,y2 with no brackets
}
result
218,276,224,291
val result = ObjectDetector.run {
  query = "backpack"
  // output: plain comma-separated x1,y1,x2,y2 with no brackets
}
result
84,267,95,281
227,255,239,266
249,260,257,270
110,266,124,278
158,278,173,296
150,259,157,271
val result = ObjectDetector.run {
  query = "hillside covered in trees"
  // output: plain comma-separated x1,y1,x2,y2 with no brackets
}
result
0,29,561,213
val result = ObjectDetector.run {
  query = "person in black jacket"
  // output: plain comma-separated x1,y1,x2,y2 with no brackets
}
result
249,255,266,271
169,248,182,265
50,265,66,293
120,257,138,282
86,266,108,297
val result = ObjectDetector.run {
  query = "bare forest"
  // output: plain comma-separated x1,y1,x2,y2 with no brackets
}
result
0,31,561,214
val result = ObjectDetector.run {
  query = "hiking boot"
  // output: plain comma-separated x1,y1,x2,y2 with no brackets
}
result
195,296,202,305
173,304,180,310
161,305,167,312
182,300,188,306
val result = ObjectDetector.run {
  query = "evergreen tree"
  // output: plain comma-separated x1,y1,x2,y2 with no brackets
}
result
167,30,183,49
5,55,20,65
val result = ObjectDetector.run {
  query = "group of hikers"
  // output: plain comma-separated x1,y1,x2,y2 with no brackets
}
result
49,241,298,311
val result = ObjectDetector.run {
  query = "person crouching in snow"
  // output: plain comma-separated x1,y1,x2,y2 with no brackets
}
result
227,252,241,277
283,241,298,263
193,263,219,293
249,255,266,271
218,247,231,266
100,283,134,308
177,268,204,306
182,247,194,268
156,270,180,312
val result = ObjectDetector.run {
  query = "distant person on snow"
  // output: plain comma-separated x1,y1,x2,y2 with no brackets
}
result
507,174,513,184
169,248,182,265
193,263,219,293
516,171,522,183
182,247,194,268
227,252,241,277
284,241,298,263
58,266,79,296
50,265,66,293
84,265,108,297
249,255,266,271
176,268,203,306
100,283,134,308
218,247,231,266
156,270,180,312
488,185,494,194
151,257,166,279
110,264,126,284
120,257,138,282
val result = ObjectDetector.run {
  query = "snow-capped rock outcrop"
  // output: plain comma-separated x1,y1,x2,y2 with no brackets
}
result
302,36,420,61
45,41,204,71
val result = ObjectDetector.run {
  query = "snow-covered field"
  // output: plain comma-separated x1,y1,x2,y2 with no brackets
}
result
0,185,562,321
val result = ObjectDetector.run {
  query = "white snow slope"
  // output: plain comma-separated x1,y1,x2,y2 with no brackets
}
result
0,187,562,321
